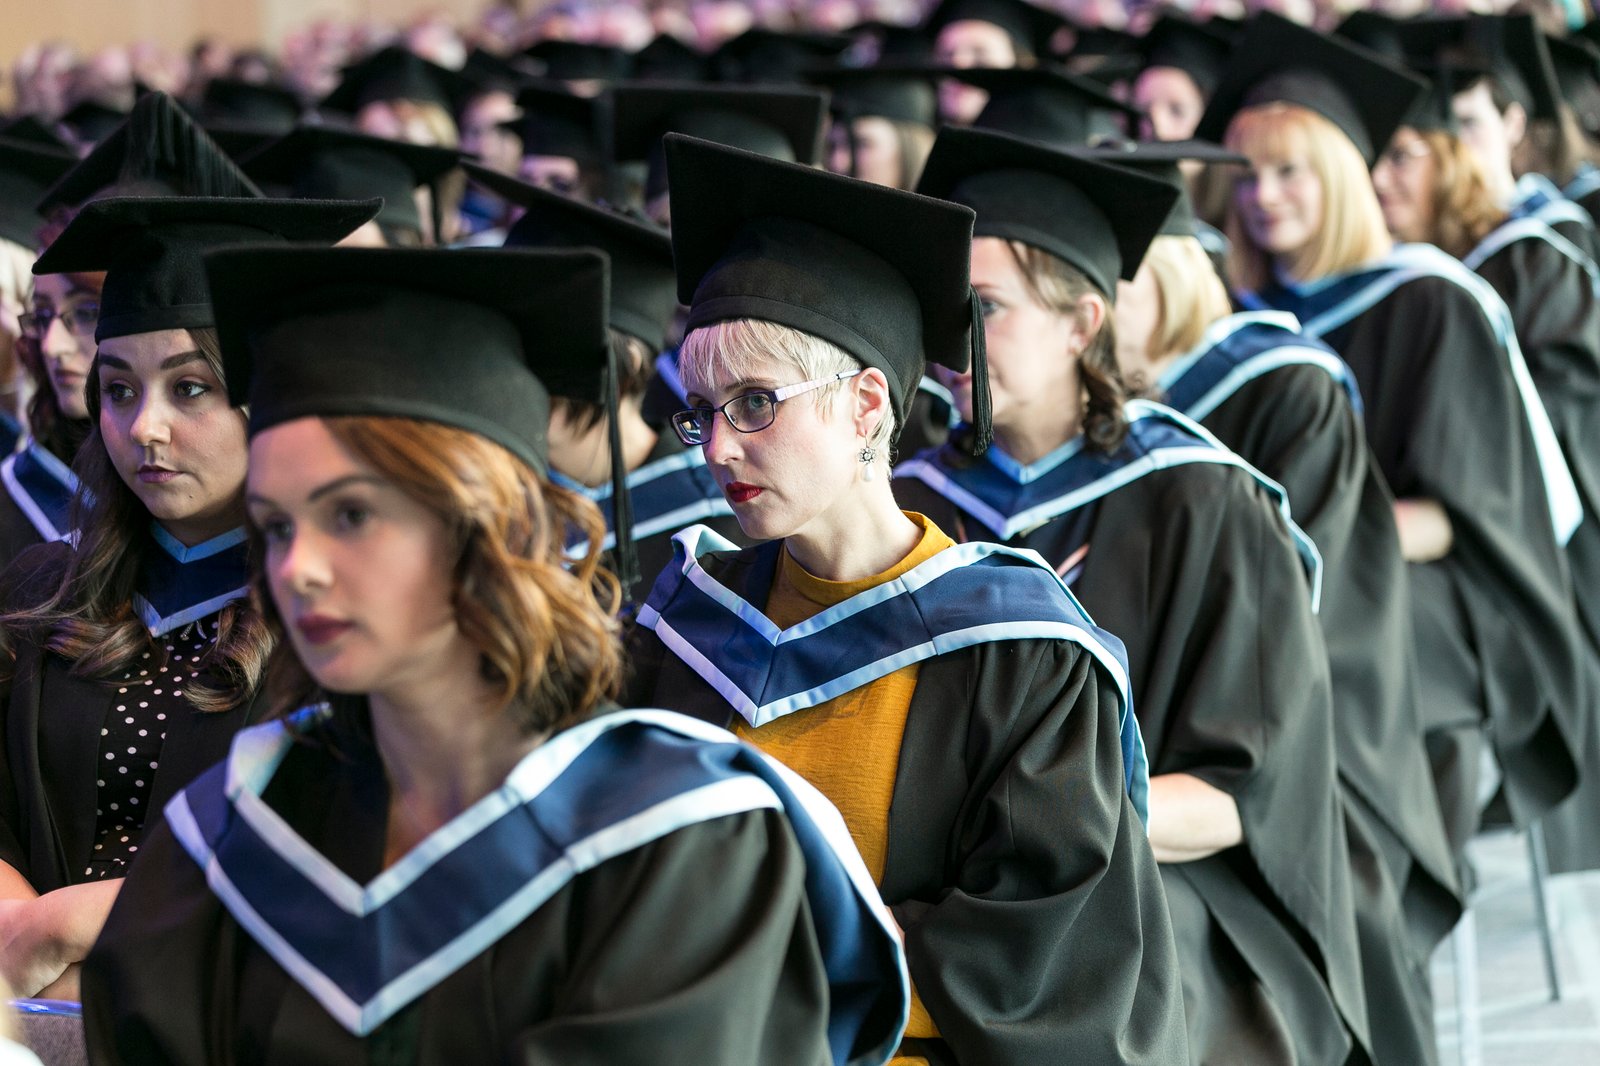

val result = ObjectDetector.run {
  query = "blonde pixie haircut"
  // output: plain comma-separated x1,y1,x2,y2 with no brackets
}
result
1136,235,1235,362
1224,103,1392,293
679,318,899,465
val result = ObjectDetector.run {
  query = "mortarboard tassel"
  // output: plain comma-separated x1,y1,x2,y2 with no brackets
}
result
121,93,261,199
965,286,993,454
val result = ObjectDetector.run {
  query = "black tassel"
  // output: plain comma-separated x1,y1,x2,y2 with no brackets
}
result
604,340,641,606
966,287,993,454
119,92,261,198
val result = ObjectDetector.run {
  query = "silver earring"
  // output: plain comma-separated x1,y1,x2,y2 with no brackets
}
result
859,445,877,481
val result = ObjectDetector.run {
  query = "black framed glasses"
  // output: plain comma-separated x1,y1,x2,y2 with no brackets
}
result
18,303,99,339
671,369,861,446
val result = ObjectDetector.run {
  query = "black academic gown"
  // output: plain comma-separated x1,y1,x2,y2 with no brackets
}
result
1180,365,1461,1066
898,451,1367,1066
0,435,80,574
608,432,746,590
624,550,1190,1066
1314,276,1587,861
1471,231,1600,873
0,541,264,894
82,713,843,1065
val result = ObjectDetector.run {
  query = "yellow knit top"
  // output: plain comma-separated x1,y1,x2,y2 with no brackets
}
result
731,512,952,1061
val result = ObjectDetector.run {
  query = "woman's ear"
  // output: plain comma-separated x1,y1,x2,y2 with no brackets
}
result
1066,291,1109,357
852,366,893,439
1503,101,1528,151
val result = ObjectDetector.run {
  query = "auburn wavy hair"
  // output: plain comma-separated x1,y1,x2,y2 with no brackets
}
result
0,328,269,713
256,416,623,735
1412,128,1506,260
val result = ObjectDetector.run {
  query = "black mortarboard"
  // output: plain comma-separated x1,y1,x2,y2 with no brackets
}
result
1139,17,1233,97
33,195,380,341
38,92,263,216
611,83,828,201
959,67,1142,149
206,245,611,476
524,41,633,83
1066,27,1140,72
849,21,936,64
199,79,303,130
505,84,607,165
1394,16,1560,122
711,29,854,85
1397,61,1479,135
667,133,989,447
467,161,676,352
320,46,479,117
0,138,77,247
460,48,540,94
1083,138,1244,239
923,0,1063,56
201,122,288,164
632,35,709,82
1334,11,1408,62
241,126,459,238
918,126,1178,299
60,100,130,144
806,65,939,126
1548,34,1600,137
0,115,74,152
1194,12,1427,166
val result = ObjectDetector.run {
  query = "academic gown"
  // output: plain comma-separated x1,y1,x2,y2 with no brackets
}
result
1157,313,1461,1066
556,430,745,592
0,533,263,895
1244,249,1589,865
83,707,908,1066
0,438,78,573
623,533,1189,1066
1563,163,1600,231
1469,223,1600,873
1509,173,1600,285
895,404,1367,1066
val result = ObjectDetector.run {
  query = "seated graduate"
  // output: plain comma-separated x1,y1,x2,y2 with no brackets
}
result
895,124,1367,1066
463,162,744,593
1203,14,1588,875
1104,139,1461,1066
624,133,1186,1065
1371,65,1600,877
0,195,378,1000
82,244,910,1066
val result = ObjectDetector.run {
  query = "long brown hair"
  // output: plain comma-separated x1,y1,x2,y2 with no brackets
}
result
1006,240,1128,453
257,417,623,736
0,328,269,712
1414,128,1506,260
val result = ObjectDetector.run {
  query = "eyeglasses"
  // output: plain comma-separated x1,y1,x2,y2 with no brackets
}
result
19,304,99,339
671,370,861,446
1377,142,1431,171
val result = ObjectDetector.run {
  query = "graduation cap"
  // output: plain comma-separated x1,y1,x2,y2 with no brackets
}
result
917,125,1178,299
1139,17,1233,97
241,126,459,239
467,161,676,352
922,0,1063,57
460,48,540,94
957,67,1142,149
199,79,303,131
505,84,607,166
1393,15,1560,122
320,46,479,117
1082,138,1244,239
0,138,78,247
60,100,130,144
38,92,263,217
711,29,854,85
206,245,612,477
32,195,380,341
849,21,936,64
1547,34,1600,137
1396,61,1481,135
611,83,828,201
1334,11,1408,62
667,133,989,447
632,35,709,82
523,41,633,83
0,115,74,152
806,65,939,126
1194,12,1427,166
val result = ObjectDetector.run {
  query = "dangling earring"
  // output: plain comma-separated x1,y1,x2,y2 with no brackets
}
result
859,445,877,481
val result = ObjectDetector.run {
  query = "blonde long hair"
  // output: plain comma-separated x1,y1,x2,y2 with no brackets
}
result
1136,235,1234,362
1224,103,1392,293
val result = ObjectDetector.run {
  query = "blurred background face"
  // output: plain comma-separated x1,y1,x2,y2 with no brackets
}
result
27,272,99,421
459,90,523,174
1234,149,1326,261
1452,80,1522,198
1134,66,1206,142
936,20,1015,125
1370,128,1437,244
827,116,903,188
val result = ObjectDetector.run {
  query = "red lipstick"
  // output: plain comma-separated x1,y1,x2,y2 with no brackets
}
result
726,482,763,504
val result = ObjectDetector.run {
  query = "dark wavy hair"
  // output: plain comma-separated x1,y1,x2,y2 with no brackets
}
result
256,416,623,736
0,328,269,712
14,267,98,461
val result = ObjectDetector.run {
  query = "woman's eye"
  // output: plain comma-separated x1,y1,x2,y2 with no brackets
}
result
175,380,211,399
257,517,293,544
979,298,1000,317
743,393,773,412
102,382,133,402
334,505,370,531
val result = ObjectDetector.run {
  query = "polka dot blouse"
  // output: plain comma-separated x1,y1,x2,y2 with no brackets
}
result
84,618,217,881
